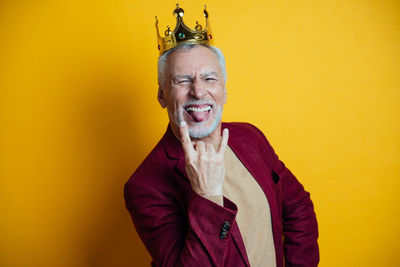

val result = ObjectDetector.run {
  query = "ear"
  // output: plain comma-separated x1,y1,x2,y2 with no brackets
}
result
157,85,167,108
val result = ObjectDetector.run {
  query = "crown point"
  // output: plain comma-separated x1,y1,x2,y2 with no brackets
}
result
173,4,184,17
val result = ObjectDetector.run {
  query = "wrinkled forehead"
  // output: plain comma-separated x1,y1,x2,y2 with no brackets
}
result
166,46,222,76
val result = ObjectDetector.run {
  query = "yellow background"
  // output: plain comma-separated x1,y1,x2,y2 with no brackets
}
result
1,0,399,266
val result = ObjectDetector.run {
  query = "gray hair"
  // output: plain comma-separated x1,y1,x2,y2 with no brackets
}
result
157,44,227,88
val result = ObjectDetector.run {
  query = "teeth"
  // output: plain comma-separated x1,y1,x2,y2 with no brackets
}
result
185,106,211,112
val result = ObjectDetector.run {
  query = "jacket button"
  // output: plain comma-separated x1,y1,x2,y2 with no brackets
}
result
219,221,231,239
222,221,230,230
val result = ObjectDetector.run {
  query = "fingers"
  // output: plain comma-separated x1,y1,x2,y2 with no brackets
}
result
193,141,215,155
196,141,207,187
196,141,206,154
206,143,215,155
217,128,229,154
179,121,194,156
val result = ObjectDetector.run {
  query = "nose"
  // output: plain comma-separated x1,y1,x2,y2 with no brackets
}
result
189,78,206,99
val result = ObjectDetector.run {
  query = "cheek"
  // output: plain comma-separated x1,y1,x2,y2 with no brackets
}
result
214,85,226,104
171,88,188,105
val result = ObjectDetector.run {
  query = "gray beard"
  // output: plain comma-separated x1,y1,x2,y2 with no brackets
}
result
172,103,223,139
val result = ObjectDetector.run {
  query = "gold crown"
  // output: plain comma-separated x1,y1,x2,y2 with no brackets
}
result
155,4,213,55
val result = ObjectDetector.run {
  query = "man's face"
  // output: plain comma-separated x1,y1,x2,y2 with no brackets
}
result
158,46,226,139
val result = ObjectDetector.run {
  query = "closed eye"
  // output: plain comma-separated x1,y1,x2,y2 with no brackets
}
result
175,79,192,84
200,71,219,82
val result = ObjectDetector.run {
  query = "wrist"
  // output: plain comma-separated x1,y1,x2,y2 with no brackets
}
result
197,186,223,197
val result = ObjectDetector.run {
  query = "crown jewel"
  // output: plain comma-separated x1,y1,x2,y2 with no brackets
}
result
155,4,213,55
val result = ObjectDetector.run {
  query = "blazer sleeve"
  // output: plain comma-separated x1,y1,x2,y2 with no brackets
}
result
124,171,238,267
248,123,319,267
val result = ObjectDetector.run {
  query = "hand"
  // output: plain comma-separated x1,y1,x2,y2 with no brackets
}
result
179,121,229,196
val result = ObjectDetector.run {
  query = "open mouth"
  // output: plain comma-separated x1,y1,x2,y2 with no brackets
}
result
184,104,212,122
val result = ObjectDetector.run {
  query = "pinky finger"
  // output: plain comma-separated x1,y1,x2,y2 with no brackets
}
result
218,128,229,154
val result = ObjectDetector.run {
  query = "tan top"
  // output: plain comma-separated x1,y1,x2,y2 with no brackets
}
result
206,146,276,267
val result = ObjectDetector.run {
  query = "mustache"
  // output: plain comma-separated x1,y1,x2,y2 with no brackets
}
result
182,99,215,109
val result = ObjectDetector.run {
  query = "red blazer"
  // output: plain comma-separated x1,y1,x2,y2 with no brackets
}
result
124,122,319,266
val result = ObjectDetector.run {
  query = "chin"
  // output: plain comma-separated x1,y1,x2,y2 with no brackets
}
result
188,119,220,139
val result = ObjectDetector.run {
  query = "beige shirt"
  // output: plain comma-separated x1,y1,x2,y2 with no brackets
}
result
206,146,276,267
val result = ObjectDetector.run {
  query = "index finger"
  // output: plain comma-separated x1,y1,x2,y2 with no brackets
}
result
217,128,229,154
179,121,195,155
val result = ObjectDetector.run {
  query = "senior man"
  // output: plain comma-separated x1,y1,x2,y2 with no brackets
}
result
124,5,319,267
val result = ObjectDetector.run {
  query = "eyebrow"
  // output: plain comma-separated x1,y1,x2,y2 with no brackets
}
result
200,72,219,78
173,72,219,80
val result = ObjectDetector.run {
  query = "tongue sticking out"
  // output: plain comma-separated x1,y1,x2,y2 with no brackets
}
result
185,105,212,122
189,110,209,122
